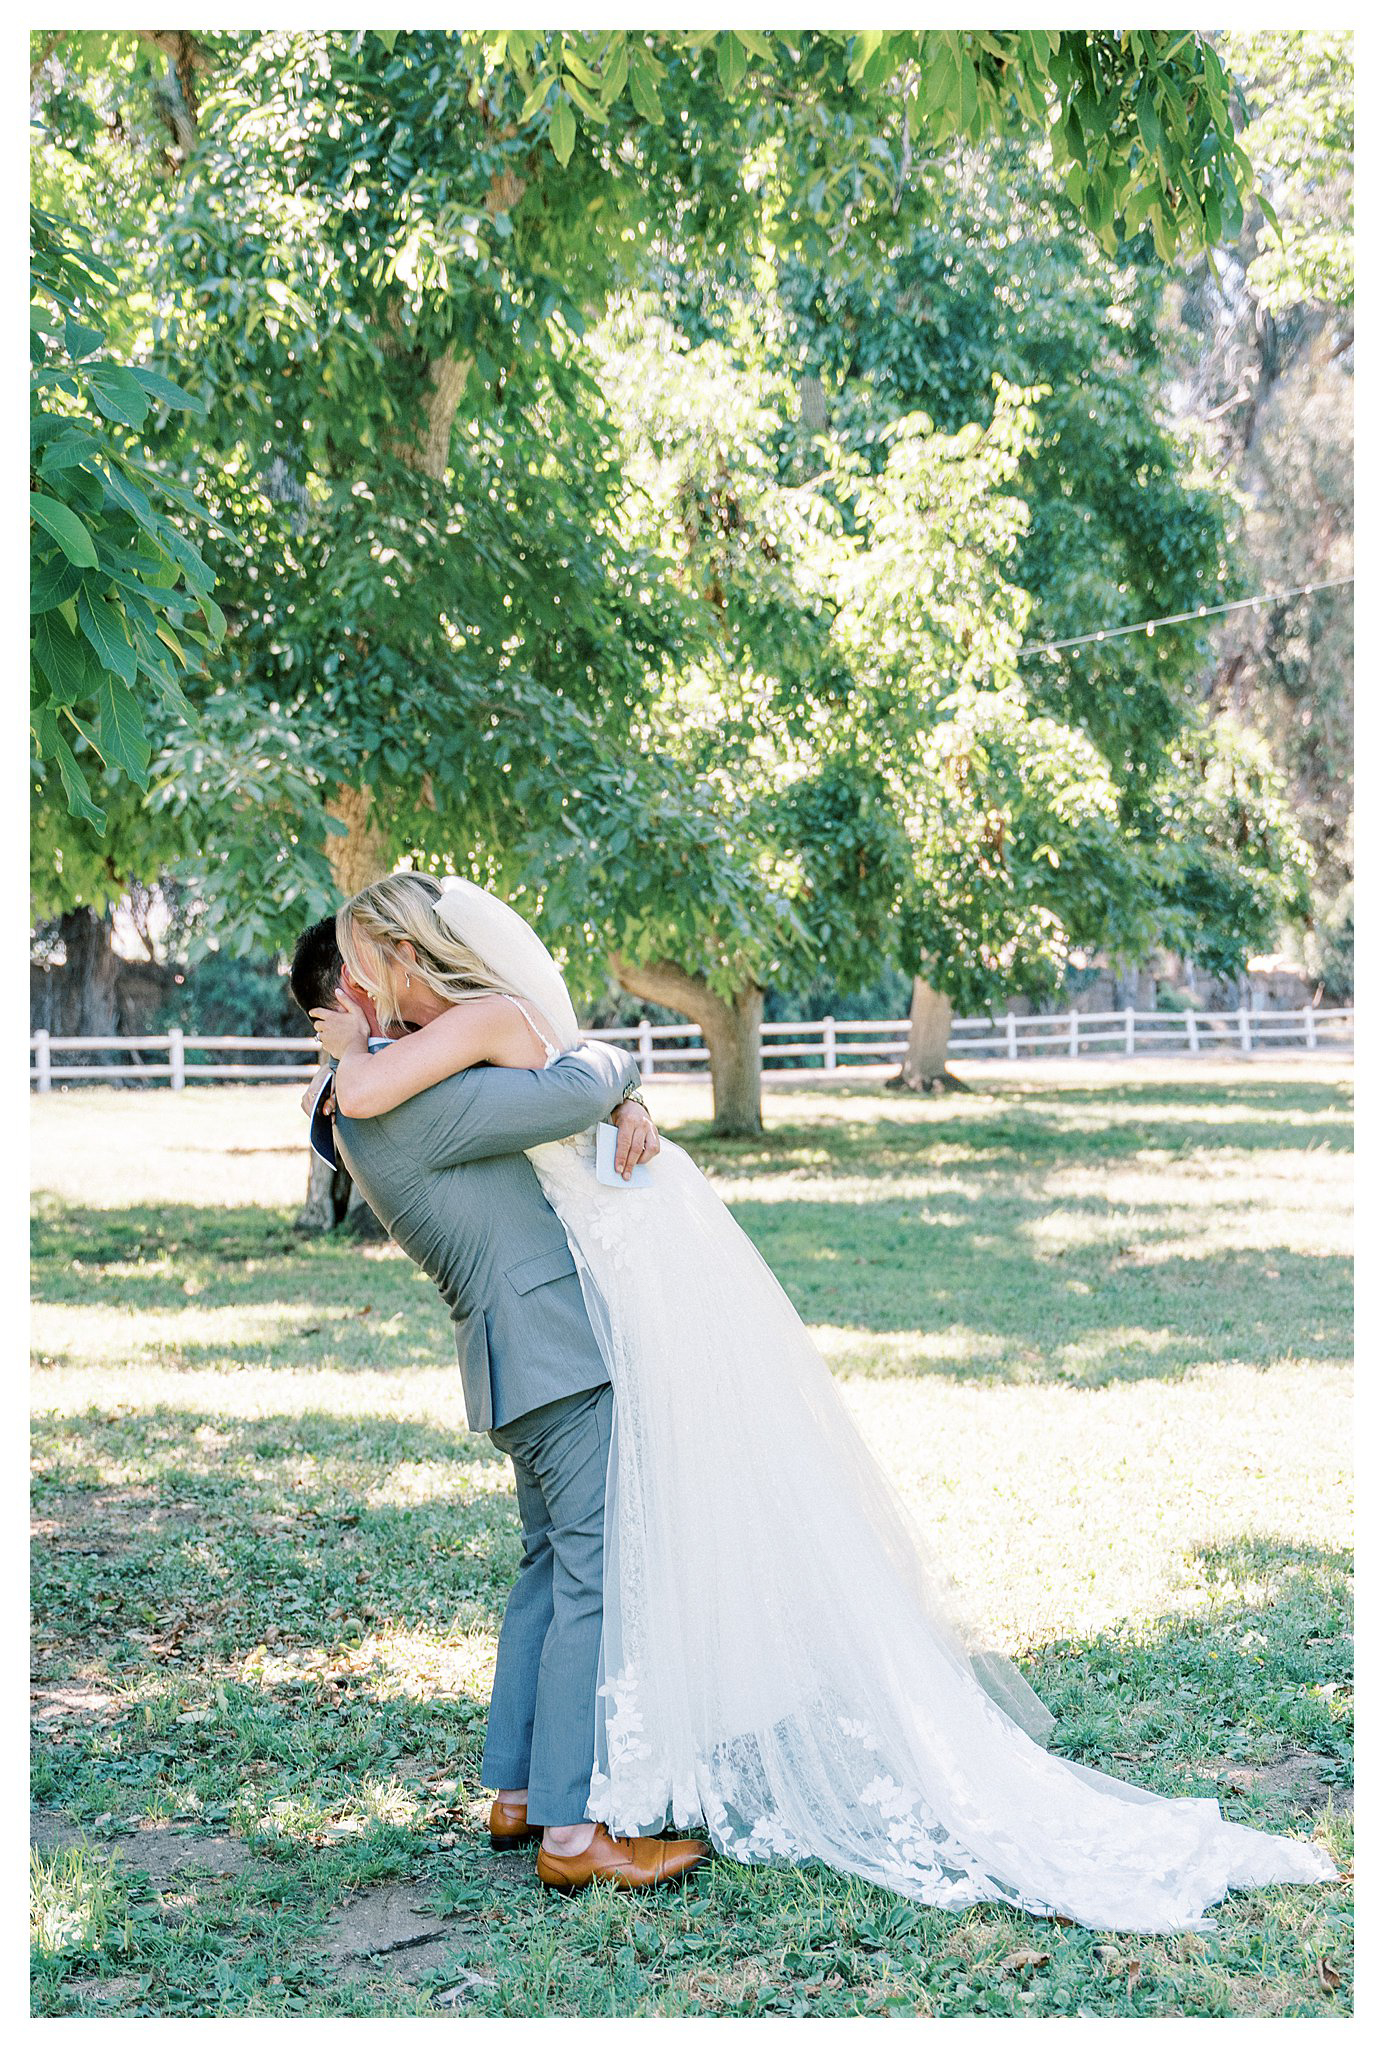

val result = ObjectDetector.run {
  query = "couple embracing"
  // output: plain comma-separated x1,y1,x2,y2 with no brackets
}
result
290,871,1335,1932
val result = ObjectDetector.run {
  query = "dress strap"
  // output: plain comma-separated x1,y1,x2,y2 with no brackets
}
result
503,991,560,1064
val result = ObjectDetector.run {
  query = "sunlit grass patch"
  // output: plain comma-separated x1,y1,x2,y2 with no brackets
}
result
31,1844,128,1956
31,1065,1351,2016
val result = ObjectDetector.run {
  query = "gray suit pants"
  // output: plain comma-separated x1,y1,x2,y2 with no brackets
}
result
481,1382,612,1827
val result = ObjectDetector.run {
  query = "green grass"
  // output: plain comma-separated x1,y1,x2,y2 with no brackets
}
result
30,1060,1353,2016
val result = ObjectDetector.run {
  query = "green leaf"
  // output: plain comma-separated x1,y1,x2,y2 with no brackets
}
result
601,39,629,104
78,589,139,688
100,461,157,530
29,493,98,567
30,414,70,451
519,70,554,122
1136,90,1163,162
86,363,152,427
846,29,882,85
158,523,215,596
628,54,665,124
39,430,101,475
142,664,196,725
1150,204,1179,263
31,553,84,614
128,365,202,413
959,55,978,130
561,42,602,88
716,33,746,93
62,316,105,360
1123,181,1160,230
923,49,957,117
49,727,106,830
561,74,606,124
198,591,228,644
31,609,91,704
549,94,577,166
95,675,152,784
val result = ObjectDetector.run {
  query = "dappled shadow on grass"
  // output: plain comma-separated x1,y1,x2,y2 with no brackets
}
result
32,1201,447,1375
33,1413,1352,1804
33,1196,1349,1393
32,1065,1352,1395
31,1447,1351,2020
740,1200,1349,1385
32,1404,518,1667
686,1075,1353,1177
1030,1535,1352,1805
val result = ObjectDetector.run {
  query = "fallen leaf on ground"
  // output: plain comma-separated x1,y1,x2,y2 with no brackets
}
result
436,1972,497,2005
1001,1948,1050,1975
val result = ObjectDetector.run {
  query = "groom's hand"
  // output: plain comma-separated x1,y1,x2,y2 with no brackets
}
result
301,1060,334,1118
611,1099,660,1179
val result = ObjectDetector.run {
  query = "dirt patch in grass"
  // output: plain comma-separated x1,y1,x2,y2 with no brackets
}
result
33,1487,204,1546
31,1684,127,1724
1211,1749,1353,1816
31,1810,253,1882
315,1882,491,1989
84,1974,147,2004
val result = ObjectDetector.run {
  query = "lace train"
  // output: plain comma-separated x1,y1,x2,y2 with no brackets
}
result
523,1127,1337,1933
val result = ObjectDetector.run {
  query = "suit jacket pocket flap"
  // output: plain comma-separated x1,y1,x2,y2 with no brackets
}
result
506,1244,578,1296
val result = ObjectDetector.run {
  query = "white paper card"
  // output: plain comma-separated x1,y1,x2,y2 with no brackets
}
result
596,1119,653,1188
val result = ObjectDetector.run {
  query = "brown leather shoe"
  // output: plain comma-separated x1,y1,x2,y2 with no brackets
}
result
537,1824,710,1893
488,1794,542,1851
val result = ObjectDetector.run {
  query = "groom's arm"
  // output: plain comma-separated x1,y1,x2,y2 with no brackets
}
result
405,1040,642,1170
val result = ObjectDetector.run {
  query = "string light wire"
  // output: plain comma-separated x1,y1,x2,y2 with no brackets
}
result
1016,575,1354,659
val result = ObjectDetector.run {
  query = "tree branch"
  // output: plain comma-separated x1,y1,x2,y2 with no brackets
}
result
610,951,718,1025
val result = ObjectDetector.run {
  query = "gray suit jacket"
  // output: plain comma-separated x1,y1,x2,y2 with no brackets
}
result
333,1042,638,1432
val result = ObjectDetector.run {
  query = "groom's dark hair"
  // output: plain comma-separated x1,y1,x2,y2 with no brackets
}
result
289,917,343,1018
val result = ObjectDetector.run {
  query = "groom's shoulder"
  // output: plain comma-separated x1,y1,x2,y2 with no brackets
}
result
334,1063,480,1150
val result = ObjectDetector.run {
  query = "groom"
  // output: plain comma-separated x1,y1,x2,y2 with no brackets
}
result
289,917,707,1892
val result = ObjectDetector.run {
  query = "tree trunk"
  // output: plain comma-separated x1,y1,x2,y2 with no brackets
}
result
32,910,123,1069
296,1152,352,1233
324,782,391,895
887,977,968,1093
611,953,764,1137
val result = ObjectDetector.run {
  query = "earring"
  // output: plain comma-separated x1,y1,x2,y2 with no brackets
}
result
405,974,411,989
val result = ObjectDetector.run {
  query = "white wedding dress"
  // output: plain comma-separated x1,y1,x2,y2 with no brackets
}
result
522,1119,1336,1934
433,886,1338,1933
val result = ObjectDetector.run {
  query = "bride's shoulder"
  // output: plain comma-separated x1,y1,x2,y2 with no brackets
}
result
417,995,512,1047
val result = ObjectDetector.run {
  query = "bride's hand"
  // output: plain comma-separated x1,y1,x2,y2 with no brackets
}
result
611,1099,661,1178
312,987,371,1060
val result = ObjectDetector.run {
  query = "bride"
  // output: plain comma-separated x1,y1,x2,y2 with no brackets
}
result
319,870,1337,1935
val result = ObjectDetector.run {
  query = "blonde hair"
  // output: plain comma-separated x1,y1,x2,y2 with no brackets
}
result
337,873,516,1029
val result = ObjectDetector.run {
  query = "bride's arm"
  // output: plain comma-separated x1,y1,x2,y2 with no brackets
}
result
315,993,534,1118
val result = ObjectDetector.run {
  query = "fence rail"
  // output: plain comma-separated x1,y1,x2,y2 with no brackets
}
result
29,1006,1354,1090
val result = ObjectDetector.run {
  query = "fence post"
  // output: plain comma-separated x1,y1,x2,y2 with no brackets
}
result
1125,1006,1135,1056
1005,1013,1018,1061
1186,1010,1199,1053
1304,1005,1317,1050
1069,1009,1079,1058
822,1015,837,1073
34,1030,52,1093
1237,1006,1251,1054
637,1018,654,1080
169,1027,186,1092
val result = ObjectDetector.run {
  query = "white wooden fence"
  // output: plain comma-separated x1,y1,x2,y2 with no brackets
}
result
29,1006,1354,1089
